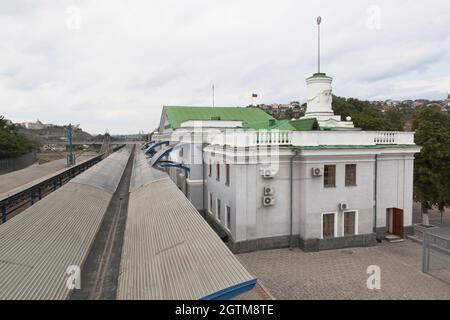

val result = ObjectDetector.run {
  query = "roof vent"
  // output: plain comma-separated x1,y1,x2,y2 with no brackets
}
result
211,116,221,120
269,119,276,126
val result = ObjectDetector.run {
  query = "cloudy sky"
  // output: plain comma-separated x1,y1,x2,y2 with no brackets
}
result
1,0,449,134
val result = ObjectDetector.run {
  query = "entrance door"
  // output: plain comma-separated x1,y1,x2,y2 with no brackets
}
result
392,208,404,237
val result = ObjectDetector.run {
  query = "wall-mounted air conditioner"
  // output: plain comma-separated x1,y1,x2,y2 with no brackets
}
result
312,167,323,177
264,186,274,196
339,203,348,211
263,196,275,206
262,168,275,179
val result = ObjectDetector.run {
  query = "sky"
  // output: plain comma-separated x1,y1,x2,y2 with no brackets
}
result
0,0,449,134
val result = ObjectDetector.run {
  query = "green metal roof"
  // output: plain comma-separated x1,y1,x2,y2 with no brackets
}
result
267,118,319,131
163,106,275,129
163,106,321,131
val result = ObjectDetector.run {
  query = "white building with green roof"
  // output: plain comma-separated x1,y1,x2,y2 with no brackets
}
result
150,71,420,253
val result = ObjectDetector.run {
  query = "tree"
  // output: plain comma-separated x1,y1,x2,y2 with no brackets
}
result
383,108,404,131
332,95,403,131
0,116,37,159
413,107,450,225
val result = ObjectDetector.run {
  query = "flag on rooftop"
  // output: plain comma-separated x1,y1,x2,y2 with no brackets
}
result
252,93,258,98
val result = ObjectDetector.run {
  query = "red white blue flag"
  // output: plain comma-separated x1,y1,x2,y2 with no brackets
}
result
252,93,258,98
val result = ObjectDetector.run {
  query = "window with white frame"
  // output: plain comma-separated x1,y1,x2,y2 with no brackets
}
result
324,165,336,188
343,210,358,236
345,164,357,186
322,212,337,239
216,198,221,221
208,193,213,214
225,205,231,231
225,164,230,186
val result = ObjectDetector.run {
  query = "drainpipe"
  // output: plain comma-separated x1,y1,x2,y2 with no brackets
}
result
373,154,378,241
289,149,299,250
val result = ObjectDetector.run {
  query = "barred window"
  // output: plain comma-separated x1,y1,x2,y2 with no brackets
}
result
322,213,335,238
344,211,356,236
209,193,213,214
225,164,230,186
216,198,221,221
226,205,231,231
345,164,357,186
324,165,336,188
208,160,212,177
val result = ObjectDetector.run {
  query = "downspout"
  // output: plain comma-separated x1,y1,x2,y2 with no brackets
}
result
373,154,379,241
289,149,299,250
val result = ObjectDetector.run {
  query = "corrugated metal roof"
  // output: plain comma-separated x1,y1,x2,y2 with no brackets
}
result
117,148,256,300
70,149,130,194
129,149,166,192
0,147,132,299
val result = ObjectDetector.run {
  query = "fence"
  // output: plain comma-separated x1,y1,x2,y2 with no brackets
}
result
0,152,37,172
423,228,450,285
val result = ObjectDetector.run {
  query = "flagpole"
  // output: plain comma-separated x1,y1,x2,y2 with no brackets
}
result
212,84,215,108
317,16,322,74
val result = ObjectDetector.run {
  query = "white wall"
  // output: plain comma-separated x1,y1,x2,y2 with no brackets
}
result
203,148,417,244
376,154,415,229
299,155,375,239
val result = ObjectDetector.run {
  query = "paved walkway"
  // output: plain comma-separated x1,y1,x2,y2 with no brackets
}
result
237,240,450,300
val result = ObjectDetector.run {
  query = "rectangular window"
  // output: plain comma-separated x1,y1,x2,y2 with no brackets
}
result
216,198,221,221
209,193,213,214
225,164,230,186
208,160,212,177
226,205,231,231
345,164,357,186
324,165,336,188
322,213,335,238
344,211,356,236
216,163,220,181
179,148,184,157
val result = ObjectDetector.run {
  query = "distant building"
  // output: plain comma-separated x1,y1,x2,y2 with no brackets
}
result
18,120,51,130
414,99,430,108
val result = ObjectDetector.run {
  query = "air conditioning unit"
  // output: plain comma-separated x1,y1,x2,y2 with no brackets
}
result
339,203,349,211
264,186,274,196
312,167,323,177
263,196,275,206
262,168,275,179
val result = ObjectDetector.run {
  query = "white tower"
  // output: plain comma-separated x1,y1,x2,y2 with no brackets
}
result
305,73,334,118
303,17,354,129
